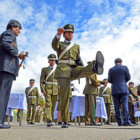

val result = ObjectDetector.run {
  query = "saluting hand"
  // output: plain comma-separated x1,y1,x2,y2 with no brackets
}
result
57,28,65,35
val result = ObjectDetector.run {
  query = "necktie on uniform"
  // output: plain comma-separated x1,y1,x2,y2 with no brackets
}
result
64,41,71,45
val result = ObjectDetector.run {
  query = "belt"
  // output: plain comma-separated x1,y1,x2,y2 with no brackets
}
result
58,60,76,65
28,96,37,98
103,94,109,97
45,81,58,85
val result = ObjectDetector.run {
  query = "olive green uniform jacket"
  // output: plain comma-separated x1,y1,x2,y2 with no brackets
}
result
52,35,80,79
25,87,39,105
83,74,99,95
99,86,112,104
40,66,58,95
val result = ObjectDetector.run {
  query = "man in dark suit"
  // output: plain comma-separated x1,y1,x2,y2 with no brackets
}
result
108,58,134,126
0,20,24,129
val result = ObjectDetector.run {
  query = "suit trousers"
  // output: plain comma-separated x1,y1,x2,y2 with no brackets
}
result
113,94,130,125
0,71,14,124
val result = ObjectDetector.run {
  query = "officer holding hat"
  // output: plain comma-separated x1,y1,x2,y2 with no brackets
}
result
40,54,58,127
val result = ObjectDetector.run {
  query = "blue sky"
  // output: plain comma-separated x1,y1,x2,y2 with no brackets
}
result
0,0,140,93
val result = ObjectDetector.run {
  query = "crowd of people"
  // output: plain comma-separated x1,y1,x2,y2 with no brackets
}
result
0,19,140,129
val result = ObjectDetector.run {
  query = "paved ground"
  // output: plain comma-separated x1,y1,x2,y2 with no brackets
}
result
0,121,140,140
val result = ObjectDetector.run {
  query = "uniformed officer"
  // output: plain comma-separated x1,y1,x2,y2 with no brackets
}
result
52,24,104,128
83,72,102,126
136,84,140,96
99,79,112,125
40,54,58,127
25,79,39,125
128,82,139,124
0,19,24,129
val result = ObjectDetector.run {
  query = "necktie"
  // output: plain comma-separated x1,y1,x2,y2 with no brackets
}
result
64,41,71,45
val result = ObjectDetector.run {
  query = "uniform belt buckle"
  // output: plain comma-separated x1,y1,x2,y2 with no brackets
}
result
69,60,72,65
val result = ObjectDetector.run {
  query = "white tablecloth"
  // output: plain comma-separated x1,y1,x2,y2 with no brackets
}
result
96,97,108,121
54,102,58,120
133,102,140,117
70,96,85,120
54,96,85,120
54,96,108,121
7,93,27,111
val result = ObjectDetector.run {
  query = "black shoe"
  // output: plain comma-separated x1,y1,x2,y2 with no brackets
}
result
105,122,112,125
30,122,35,125
132,122,138,125
58,122,62,125
90,123,101,126
47,122,52,127
92,51,104,75
85,123,90,126
107,123,112,125
124,122,136,126
0,124,11,129
61,122,68,128
68,123,71,126
118,122,124,126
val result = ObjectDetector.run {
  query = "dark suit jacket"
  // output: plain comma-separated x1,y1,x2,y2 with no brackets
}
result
108,64,131,95
0,29,19,77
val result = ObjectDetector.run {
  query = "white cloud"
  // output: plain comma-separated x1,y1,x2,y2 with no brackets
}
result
75,0,140,91
1,0,140,96
0,0,64,94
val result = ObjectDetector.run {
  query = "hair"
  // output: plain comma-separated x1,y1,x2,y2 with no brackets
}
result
114,58,122,64
129,82,134,86
6,20,22,30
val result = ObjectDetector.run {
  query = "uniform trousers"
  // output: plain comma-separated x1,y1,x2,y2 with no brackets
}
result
57,64,94,122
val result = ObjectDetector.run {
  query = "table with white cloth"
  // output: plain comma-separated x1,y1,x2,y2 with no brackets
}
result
70,96,85,122
54,96,85,125
54,96,108,125
7,92,27,126
133,101,140,118
96,97,108,124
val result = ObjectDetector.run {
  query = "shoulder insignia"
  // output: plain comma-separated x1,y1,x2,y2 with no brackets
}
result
11,41,18,49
